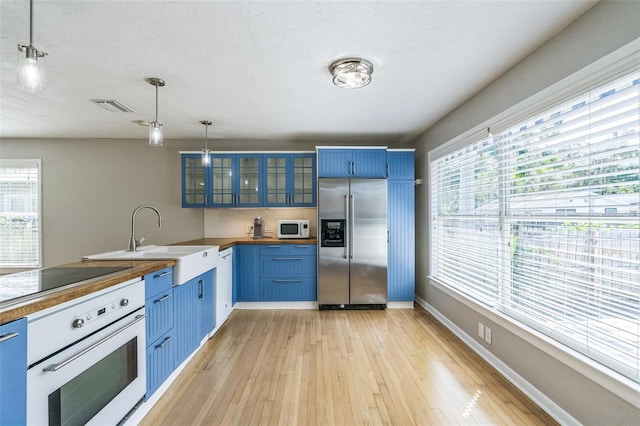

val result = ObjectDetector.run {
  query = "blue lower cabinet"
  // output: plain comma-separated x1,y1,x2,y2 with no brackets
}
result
0,317,27,425
261,277,317,301
174,277,201,366
146,330,175,397
146,288,174,344
199,269,215,339
236,245,260,301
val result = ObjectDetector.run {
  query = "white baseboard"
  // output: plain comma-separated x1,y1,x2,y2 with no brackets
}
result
387,301,414,309
414,295,579,426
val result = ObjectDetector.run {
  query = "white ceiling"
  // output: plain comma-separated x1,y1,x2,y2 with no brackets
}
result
0,1,598,143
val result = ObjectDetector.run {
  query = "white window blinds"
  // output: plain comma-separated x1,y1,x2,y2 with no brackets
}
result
0,160,41,267
430,70,640,384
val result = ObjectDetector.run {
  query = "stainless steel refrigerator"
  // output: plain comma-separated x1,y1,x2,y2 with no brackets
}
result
318,178,387,309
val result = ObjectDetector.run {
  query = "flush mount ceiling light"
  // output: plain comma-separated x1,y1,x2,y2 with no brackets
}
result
17,0,48,93
330,57,373,89
200,120,212,166
146,78,165,147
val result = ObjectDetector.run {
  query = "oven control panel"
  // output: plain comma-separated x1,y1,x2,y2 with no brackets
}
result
72,298,130,328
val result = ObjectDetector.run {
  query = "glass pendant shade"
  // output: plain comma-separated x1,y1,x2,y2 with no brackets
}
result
149,121,163,146
202,149,211,166
17,45,46,93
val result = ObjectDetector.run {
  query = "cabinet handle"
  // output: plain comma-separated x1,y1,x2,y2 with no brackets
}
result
272,279,303,283
154,271,171,278
199,279,204,299
353,162,356,175
266,245,281,248
294,245,309,249
387,163,390,177
221,253,232,259
0,332,19,343
153,294,172,303
155,336,172,349
273,257,303,261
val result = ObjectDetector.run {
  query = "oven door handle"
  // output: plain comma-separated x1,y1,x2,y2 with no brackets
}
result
42,313,145,373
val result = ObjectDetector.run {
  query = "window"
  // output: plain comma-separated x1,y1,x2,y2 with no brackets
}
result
430,70,639,384
0,160,41,267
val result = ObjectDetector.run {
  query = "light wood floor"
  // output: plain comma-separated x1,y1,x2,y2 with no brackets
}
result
140,307,557,426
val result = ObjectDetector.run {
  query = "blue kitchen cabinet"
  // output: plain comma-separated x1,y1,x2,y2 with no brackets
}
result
317,148,387,178
199,269,215,339
236,244,260,301
263,153,316,207
387,150,415,301
146,329,175,397
259,244,317,301
0,317,27,425
387,150,415,181
144,267,175,397
210,154,263,207
173,277,201,365
182,154,211,207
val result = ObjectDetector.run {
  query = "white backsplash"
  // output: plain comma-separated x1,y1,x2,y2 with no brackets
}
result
204,208,317,238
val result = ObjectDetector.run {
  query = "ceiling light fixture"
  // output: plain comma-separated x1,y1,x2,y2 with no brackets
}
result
147,78,165,146
200,120,212,166
17,0,47,93
330,57,373,89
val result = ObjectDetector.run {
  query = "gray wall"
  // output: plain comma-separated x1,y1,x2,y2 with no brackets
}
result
414,1,640,424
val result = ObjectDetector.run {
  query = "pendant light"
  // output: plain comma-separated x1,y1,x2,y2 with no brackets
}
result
147,78,165,146
200,120,212,166
330,58,373,89
17,0,47,93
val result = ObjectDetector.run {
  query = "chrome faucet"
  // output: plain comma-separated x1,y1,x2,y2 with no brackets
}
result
128,205,162,251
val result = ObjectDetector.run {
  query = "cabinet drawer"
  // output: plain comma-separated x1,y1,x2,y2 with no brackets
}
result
259,244,290,255
261,277,317,301
144,267,173,298
260,256,316,276
146,330,175,397
145,289,174,344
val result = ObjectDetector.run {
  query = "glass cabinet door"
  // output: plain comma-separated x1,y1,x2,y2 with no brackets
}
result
265,155,288,206
211,156,234,206
292,155,315,206
237,156,261,206
182,155,207,207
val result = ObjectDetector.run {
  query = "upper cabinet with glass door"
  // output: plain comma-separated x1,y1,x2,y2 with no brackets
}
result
264,154,316,207
210,154,263,207
182,154,210,207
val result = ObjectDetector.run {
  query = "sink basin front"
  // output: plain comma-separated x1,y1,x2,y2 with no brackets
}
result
84,245,219,285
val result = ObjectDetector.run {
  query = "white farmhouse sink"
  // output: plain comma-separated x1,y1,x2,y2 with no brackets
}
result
83,245,219,285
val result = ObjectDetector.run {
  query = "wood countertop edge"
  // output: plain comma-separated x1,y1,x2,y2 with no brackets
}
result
174,237,318,250
0,260,176,324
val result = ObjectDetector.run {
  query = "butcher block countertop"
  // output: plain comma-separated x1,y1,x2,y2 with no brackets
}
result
0,259,175,324
174,237,317,250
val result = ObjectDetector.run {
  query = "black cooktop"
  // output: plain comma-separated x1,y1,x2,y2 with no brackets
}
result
0,266,132,305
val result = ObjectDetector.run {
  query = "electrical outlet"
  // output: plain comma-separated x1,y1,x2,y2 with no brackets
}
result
484,327,492,345
265,224,272,233
478,323,485,339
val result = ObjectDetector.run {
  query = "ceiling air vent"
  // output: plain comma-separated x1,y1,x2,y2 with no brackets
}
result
90,99,135,113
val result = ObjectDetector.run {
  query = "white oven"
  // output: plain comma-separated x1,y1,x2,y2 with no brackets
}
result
27,277,146,425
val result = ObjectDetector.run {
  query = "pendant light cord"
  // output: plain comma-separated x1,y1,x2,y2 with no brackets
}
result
155,83,159,121
29,0,34,45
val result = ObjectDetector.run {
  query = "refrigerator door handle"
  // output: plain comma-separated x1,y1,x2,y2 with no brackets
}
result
344,194,349,259
349,193,355,259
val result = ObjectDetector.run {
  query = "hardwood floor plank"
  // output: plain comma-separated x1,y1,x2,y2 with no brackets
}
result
140,307,558,426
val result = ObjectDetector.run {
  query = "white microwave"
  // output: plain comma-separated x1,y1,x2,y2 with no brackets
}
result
277,220,310,239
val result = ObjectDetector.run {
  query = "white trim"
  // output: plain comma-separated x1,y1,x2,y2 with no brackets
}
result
427,278,640,410
315,146,388,150
387,301,414,309
179,150,315,154
233,301,318,310
387,148,415,152
414,294,581,426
